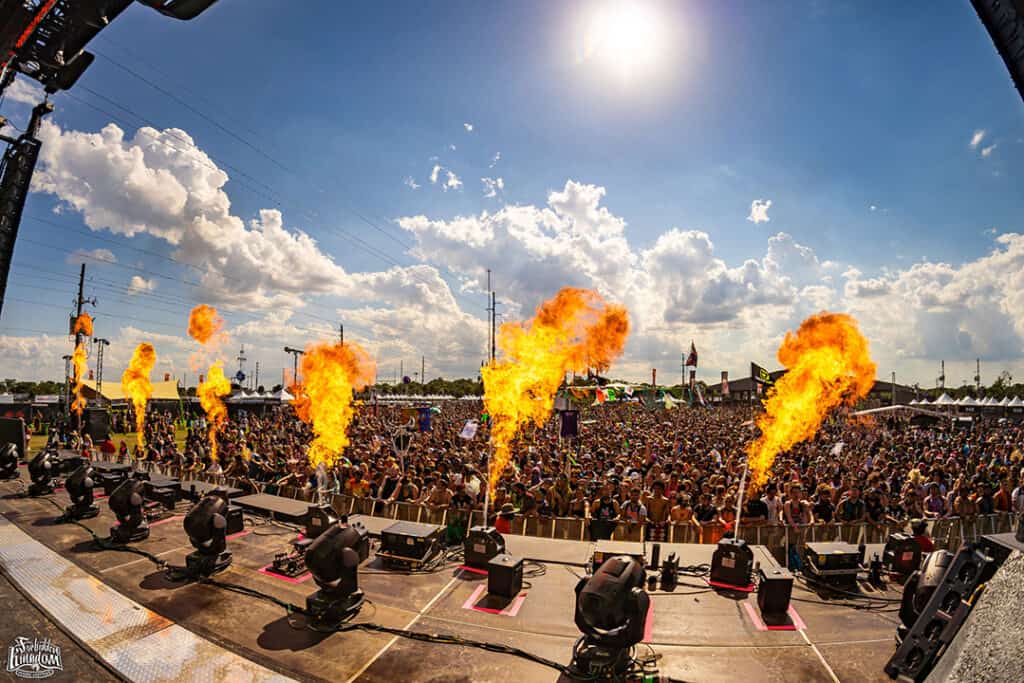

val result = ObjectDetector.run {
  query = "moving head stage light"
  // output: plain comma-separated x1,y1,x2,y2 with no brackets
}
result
572,555,650,679
183,494,233,578
27,450,56,496
0,442,18,480
59,463,98,521
108,478,149,543
305,522,369,630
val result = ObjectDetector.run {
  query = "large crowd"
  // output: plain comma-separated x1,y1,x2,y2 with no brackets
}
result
48,398,1024,542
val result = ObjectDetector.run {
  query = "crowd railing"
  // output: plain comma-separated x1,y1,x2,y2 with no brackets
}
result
154,465,1020,558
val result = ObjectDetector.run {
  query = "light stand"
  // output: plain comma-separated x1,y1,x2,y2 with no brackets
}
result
183,494,233,577
0,443,19,480
27,451,56,496
108,478,150,543
305,522,368,630
60,464,99,521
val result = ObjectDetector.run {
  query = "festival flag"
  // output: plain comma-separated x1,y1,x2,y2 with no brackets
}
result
417,406,432,432
685,341,698,367
596,388,607,404
606,387,617,401
721,371,730,396
664,393,678,410
695,384,707,407
459,420,478,440
560,410,579,437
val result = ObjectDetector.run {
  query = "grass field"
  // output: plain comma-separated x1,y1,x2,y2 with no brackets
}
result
28,427,189,454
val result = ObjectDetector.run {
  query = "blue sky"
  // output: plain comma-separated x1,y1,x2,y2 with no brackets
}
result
1,0,1023,388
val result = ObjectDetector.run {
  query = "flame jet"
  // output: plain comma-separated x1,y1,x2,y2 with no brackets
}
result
197,363,231,461
121,343,157,450
746,312,876,492
291,341,376,469
70,313,93,415
187,304,224,344
482,288,629,495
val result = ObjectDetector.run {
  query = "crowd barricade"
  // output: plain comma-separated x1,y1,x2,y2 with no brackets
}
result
420,506,448,526
551,516,586,541
392,501,422,522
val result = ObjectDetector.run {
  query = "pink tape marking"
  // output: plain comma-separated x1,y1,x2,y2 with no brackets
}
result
742,601,806,631
457,565,488,576
258,563,312,584
706,578,756,592
643,597,654,642
461,584,528,616
226,529,252,541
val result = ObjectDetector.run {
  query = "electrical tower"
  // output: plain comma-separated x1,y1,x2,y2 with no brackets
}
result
93,337,109,404
283,347,304,388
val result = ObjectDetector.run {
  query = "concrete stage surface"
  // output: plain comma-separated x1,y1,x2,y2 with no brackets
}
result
0,472,902,682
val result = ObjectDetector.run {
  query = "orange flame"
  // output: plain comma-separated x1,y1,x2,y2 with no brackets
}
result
71,341,88,415
73,312,93,336
747,312,876,492
121,343,157,450
291,341,375,469
482,287,629,495
197,363,231,461
187,304,223,345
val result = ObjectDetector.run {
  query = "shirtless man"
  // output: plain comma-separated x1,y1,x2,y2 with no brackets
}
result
643,480,671,541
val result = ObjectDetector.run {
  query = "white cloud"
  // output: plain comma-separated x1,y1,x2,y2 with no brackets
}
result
4,77,43,106
33,120,355,310
981,144,996,158
463,123,473,132
870,205,877,211
970,129,986,149
489,152,501,168
481,176,504,198
429,164,441,184
404,176,420,190
448,144,456,151
443,170,462,192
66,248,116,265
747,199,772,224
128,275,156,293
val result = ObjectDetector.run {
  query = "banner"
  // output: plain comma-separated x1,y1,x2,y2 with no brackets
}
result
689,369,695,388
560,410,579,438
721,371,730,396
416,406,432,432
459,420,478,440
751,362,775,386
685,341,698,367
664,394,678,410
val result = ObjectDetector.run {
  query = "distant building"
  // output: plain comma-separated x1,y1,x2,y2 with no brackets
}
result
705,370,917,406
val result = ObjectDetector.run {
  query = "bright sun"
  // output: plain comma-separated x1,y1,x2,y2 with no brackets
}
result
581,2,666,82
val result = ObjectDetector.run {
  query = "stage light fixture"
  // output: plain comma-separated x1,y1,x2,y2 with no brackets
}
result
183,494,233,577
897,549,953,635
304,522,368,630
27,451,56,496
571,555,650,678
0,443,19,480
108,478,150,543
60,464,99,521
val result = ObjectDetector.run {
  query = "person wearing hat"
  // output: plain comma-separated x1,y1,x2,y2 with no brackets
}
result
495,502,518,535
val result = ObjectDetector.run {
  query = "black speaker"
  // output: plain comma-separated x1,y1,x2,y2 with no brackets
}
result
757,563,794,616
85,408,110,442
487,553,524,599
710,538,753,588
0,417,26,461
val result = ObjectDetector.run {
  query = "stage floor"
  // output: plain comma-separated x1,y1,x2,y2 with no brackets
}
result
0,473,900,682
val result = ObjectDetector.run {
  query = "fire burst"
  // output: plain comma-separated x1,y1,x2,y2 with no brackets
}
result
746,312,876,492
197,363,231,461
121,343,156,450
292,341,375,469
482,288,629,495
70,313,93,415
188,304,224,345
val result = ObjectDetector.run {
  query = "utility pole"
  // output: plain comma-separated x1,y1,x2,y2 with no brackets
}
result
490,291,496,362
891,371,896,406
61,355,71,413
939,360,945,389
254,360,260,391
236,345,246,384
974,358,981,393
69,263,95,421
421,356,425,386
339,323,344,346
681,352,685,388
93,338,109,405
486,269,493,363
283,347,304,388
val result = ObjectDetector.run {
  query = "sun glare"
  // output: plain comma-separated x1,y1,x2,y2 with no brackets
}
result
581,1,666,82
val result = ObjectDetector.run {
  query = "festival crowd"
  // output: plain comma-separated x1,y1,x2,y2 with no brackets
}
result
49,399,1024,542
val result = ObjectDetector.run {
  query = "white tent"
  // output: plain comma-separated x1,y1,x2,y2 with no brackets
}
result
958,396,977,406
999,397,1011,406
933,393,956,406
271,388,294,402
909,399,919,405
1008,397,1024,408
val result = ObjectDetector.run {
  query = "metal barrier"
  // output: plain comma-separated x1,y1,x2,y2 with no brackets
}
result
141,462,1021,554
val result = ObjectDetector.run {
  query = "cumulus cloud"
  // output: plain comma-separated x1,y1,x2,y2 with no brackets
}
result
970,129,986,149
429,164,441,184
4,77,43,106
463,123,473,132
489,152,501,168
128,275,156,293
747,199,772,224
981,144,996,158
66,248,116,265
481,176,504,198
34,120,352,310
404,176,420,190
